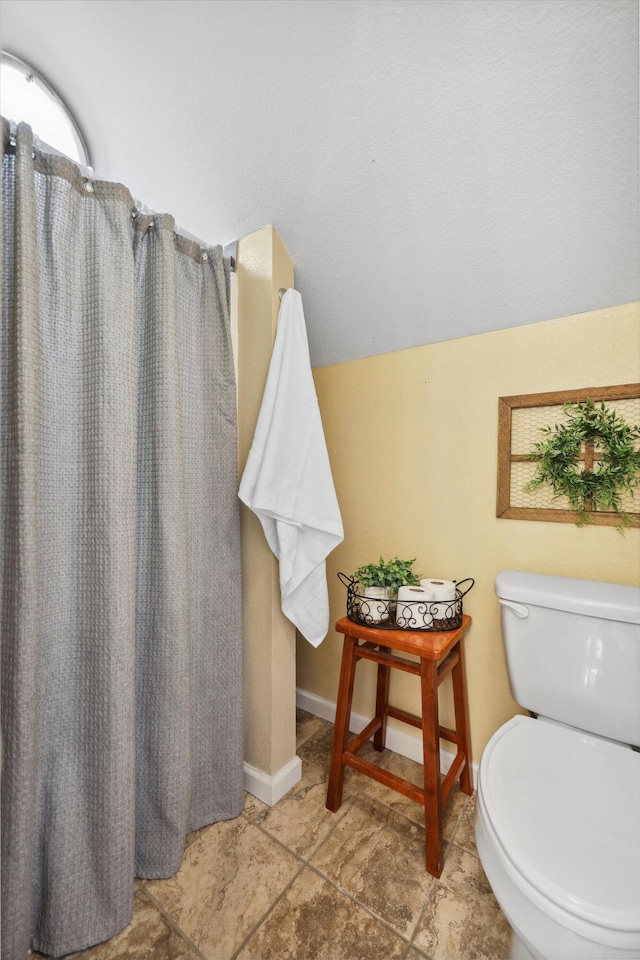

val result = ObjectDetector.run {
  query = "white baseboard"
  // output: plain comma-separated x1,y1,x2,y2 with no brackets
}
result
243,755,303,807
243,686,478,809
297,687,479,780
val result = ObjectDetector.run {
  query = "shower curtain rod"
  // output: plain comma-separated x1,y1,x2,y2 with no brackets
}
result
4,119,237,270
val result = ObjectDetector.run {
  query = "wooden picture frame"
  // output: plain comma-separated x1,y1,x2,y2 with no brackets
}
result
496,383,640,526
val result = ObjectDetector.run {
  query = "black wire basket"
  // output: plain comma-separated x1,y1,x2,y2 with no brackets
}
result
338,573,474,631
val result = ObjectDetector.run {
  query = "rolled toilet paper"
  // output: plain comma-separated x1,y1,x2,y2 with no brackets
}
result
420,578,458,622
396,585,435,629
398,585,435,602
419,578,457,602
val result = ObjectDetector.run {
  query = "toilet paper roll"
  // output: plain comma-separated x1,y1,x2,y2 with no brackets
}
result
398,585,435,602
396,585,435,629
419,578,457,602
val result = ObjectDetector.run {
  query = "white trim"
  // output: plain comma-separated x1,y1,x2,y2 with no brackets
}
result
296,687,479,779
243,755,303,807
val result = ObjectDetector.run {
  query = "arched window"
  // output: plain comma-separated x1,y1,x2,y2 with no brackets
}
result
1,51,91,168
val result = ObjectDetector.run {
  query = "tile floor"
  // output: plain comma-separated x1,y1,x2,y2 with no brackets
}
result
34,709,510,960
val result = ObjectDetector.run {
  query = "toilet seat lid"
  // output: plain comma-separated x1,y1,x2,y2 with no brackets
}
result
481,715,640,932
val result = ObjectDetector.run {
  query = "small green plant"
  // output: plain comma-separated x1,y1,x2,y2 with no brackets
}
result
526,399,640,529
351,556,420,594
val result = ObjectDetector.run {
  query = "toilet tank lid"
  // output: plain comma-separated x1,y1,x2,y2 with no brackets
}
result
495,571,640,624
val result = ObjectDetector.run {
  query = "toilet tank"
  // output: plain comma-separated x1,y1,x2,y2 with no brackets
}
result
495,571,640,747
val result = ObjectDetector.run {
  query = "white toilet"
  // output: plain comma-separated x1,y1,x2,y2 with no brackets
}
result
474,571,640,960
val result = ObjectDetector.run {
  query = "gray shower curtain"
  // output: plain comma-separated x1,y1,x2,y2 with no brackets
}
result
1,120,243,959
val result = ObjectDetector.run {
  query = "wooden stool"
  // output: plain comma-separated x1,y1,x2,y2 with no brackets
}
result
326,615,473,878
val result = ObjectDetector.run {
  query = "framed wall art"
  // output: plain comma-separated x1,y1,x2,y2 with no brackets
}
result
496,383,640,527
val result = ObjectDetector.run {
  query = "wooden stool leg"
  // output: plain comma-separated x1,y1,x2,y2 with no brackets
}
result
452,638,473,795
420,657,444,878
326,634,358,812
373,661,390,751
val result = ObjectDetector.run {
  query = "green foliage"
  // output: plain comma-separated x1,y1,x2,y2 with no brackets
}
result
526,399,640,529
351,556,420,594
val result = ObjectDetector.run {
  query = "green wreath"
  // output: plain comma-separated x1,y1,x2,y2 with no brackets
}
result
526,399,640,528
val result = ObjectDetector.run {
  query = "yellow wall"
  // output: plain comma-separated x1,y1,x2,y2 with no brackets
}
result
297,302,640,762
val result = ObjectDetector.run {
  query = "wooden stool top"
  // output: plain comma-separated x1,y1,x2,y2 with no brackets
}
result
334,614,471,662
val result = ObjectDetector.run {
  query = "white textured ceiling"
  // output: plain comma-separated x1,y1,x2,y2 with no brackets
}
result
1,0,638,366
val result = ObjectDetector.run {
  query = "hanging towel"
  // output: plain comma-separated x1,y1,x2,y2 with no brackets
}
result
239,289,344,646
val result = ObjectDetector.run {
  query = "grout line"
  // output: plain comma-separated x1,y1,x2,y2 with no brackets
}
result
238,762,423,951
292,774,450,952
248,816,311,868
446,792,469,846
295,795,436,946
405,874,438,959
300,723,473,845
340,779,440,842
137,885,211,960
229,860,307,959
301,860,414,947
144,814,311,960
449,838,481,863
294,713,333,752
143,720,472,960
402,936,436,960
248,781,362,865
446,794,483,862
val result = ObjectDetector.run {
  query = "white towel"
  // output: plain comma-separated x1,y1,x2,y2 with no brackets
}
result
238,289,344,646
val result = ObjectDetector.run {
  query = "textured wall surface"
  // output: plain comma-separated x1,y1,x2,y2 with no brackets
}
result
299,302,640,759
1,0,638,365
237,227,297,779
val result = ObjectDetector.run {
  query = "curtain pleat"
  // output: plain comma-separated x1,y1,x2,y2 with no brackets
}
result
1,120,243,959
134,214,193,877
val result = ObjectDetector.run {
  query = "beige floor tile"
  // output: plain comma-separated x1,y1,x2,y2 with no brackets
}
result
242,788,270,820
236,867,408,960
27,722,500,960
296,708,332,749
296,722,342,769
363,752,468,840
55,890,200,960
143,816,301,960
297,724,387,789
309,794,434,938
412,845,510,960
452,793,478,855
403,948,431,960
243,760,358,858
182,822,213,850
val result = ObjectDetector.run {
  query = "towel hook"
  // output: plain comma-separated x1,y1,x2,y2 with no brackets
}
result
278,288,287,301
